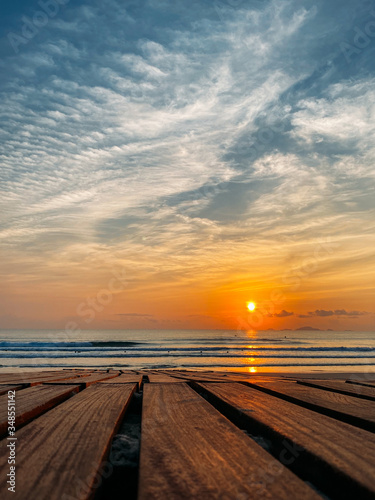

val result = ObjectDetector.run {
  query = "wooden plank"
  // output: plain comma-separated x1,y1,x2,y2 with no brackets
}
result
157,370,238,382
160,370,282,385
297,379,375,402
197,382,375,499
145,372,186,383
0,371,53,383
0,383,136,500
0,372,47,384
98,373,142,383
0,370,72,381
158,371,231,382
0,385,23,396
0,371,91,386
0,385,80,437
346,380,375,389
98,373,143,389
44,372,120,387
245,380,375,432
154,371,197,381
138,383,320,500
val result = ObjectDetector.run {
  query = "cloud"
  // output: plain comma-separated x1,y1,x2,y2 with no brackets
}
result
268,310,294,318
303,309,369,317
291,81,375,154
276,310,294,317
0,0,375,328
311,310,335,317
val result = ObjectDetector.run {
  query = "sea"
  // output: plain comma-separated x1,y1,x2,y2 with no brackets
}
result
0,329,374,374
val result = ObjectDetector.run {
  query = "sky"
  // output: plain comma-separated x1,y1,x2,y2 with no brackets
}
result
0,0,374,332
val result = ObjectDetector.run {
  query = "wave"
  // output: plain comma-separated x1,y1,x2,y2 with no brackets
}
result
0,339,374,353
0,352,374,359
0,341,93,348
0,341,142,349
1,361,374,369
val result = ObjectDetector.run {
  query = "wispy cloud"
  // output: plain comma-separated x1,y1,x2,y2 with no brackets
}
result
0,0,374,328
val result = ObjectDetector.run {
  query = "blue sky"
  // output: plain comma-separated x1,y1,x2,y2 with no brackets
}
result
0,0,374,330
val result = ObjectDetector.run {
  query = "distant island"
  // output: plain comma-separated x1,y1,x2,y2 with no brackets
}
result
295,326,321,331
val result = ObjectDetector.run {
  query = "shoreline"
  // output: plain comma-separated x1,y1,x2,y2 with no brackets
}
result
0,366,374,379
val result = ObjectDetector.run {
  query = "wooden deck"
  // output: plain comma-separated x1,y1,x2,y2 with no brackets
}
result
0,369,374,499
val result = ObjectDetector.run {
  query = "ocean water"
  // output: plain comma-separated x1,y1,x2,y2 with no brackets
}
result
0,329,375,374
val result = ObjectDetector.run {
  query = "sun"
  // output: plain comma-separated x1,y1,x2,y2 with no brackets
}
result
247,302,256,312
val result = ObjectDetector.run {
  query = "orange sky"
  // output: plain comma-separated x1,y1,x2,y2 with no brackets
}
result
1,230,374,331
1,0,375,333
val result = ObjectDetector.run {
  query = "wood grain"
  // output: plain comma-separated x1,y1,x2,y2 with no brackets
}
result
197,382,375,499
346,379,375,389
44,372,120,387
245,379,375,432
0,384,23,396
0,384,79,437
138,383,320,500
0,383,136,500
157,370,238,382
145,372,186,383
163,370,283,384
98,373,143,388
0,371,90,386
297,379,375,401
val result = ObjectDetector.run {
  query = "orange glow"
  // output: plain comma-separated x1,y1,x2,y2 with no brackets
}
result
3,251,374,331
249,367,257,373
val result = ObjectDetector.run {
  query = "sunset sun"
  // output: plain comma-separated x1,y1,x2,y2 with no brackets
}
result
247,302,256,312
